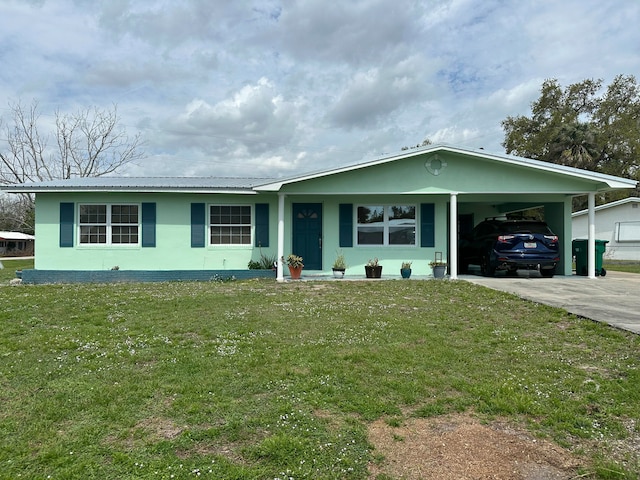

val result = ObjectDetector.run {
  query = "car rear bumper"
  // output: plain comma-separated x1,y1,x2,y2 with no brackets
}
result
492,251,559,270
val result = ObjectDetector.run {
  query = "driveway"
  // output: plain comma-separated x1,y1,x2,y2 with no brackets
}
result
462,270,640,334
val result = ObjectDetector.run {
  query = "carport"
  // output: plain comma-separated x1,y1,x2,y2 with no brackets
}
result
429,148,638,280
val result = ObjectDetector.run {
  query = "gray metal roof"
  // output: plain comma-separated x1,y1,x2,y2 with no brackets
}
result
2,176,277,193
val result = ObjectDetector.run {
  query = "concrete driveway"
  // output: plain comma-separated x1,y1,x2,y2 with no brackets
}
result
462,270,640,334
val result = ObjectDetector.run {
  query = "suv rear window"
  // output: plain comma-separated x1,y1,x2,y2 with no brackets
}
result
501,222,552,234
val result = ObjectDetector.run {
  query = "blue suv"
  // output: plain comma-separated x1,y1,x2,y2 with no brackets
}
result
459,218,560,277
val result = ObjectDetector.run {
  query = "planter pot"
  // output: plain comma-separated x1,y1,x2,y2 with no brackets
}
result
332,268,345,279
15,270,22,279
432,265,446,279
365,265,382,278
288,265,303,279
400,268,412,279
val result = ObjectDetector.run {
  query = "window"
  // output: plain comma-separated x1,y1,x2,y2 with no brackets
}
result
210,205,251,245
616,221,640,242
79,204,139,245
357,205,416,245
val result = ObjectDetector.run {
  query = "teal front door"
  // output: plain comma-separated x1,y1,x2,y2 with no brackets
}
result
292,203,322,270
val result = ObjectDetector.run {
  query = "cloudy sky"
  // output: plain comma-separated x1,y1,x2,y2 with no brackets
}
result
1,0,639,179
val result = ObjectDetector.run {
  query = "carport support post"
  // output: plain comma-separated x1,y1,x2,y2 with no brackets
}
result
449,193,458,280
277,193,286,282
587,192,596,279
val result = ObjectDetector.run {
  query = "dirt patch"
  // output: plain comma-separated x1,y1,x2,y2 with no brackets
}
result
368,413,582,479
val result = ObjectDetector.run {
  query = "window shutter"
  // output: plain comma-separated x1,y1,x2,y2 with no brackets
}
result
141,203,156,247
60,202,74,248
339,203,353,247
254,203,269,247
191,203,206,247
420,203,435,247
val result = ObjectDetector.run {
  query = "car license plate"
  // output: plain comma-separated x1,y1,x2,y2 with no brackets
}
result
524,242,537,248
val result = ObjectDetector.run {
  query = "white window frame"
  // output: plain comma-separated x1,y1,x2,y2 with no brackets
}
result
356,204,417,246
78,203,140,246
209,204,253,246
616,221,640,242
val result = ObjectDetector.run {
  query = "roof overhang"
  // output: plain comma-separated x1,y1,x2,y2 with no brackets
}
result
1,177,276,194
254,144,638,192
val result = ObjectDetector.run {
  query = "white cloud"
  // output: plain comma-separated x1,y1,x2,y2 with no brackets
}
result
0,0,639,178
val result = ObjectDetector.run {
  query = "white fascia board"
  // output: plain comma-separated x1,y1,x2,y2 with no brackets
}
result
3,186,257,194
572,196,640,217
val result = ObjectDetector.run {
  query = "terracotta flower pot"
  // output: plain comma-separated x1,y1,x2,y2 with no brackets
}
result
288,265,303,279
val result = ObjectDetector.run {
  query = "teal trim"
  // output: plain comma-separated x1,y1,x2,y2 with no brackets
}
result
59,202,74,247
141,203,156,247
254,203,269,247
19,269,276,284
339,203,353,247
420,203,435,247
191,203,205,247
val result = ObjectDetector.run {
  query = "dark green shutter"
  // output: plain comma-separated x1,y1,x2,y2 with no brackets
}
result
141,203,156,247
191,203,206,248
339,203,353,247
60,202,74,247
420,203,435,247
254,203,269,247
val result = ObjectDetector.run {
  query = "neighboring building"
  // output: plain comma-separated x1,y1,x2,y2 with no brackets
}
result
0,231,35,256
2,145,636,283
572,197,640,261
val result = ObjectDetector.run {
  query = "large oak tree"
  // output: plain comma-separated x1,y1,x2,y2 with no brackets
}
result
502,75,640,208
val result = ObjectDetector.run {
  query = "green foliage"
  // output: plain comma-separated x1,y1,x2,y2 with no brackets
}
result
333,250,347,269
502,75,640,207
247,251,276,269
0,279,639,478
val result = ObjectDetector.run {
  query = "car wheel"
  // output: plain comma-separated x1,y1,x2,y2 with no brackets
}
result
480,255,495,277
540,268,555,278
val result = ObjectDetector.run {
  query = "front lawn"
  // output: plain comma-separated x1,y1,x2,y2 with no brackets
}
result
0,258,33,283
604,260,640,274
0,279,638,479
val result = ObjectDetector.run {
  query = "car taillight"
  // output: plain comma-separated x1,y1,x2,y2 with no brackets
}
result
544,235,558,243
497,235,514,243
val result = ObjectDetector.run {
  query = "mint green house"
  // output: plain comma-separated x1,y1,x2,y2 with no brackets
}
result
4,145,636,283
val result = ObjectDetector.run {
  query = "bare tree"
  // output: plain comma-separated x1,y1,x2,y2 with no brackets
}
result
0,194,33,233
0,100,145,210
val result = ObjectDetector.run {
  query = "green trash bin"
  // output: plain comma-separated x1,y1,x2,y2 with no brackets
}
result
572,239,608,276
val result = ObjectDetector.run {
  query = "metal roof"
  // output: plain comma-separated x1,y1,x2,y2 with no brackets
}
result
0,231,35,241
572,196,640,217
2,176,277,193
2,145,637,194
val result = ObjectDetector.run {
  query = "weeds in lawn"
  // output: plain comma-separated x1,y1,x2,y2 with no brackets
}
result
0,278,638,479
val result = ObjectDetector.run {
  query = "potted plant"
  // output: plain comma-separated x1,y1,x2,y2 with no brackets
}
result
332,250,347,278
286,254,304,279
365,258,383,278
400,261,412,279
429,252,447,279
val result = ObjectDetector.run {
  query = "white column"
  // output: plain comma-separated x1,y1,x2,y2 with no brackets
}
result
277,193,285,282
587,192,596,279
449,193,458,280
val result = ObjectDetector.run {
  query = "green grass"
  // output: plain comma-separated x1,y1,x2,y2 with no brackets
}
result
0,258,33,282
1,277,639,479
604,260,640,274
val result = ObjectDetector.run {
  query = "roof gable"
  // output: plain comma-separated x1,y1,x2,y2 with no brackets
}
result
256,145,637,195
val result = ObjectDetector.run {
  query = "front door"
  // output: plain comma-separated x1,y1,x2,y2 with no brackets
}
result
292,203,322,270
